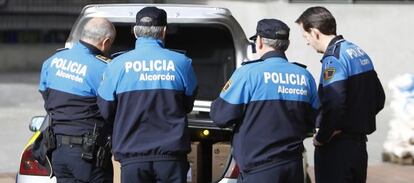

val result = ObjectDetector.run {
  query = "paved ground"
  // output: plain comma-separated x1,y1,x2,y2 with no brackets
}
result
307,164,414,183
2,163,414,183
0,173,14,183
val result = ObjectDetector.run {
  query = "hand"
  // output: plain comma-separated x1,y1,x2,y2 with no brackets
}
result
313,133,323,146
313,130,342,147
331,130,342,138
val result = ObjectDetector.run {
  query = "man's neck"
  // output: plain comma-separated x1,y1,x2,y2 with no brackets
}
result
321,35,337,53
79,40,103,55
257,47,275,59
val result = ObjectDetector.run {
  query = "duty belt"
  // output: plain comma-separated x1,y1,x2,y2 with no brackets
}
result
56,135,83,145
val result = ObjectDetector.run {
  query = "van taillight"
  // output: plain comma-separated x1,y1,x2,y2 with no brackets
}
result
224,158,240,179
19,146,50,176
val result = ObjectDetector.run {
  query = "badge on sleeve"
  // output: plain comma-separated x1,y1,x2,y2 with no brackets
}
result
221,80,232,92
323,68,336,81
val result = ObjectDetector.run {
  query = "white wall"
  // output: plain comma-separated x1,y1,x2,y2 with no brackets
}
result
0,44,61,72
203,1,414,84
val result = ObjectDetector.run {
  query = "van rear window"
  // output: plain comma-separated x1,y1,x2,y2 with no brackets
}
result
111,23,236,101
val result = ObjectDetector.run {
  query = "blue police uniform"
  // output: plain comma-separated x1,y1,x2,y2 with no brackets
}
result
314,35,386,183
97,37,198,183
210,51,320,183
39,41,112,183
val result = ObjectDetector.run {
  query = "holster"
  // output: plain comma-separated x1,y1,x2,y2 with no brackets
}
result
95,135,112,168
32,116,56,166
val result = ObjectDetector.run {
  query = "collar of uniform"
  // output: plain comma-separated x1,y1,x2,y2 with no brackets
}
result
136,37,164,48
260,50,287,61
78,40,103,55
328,35,344,47
321,35,345,61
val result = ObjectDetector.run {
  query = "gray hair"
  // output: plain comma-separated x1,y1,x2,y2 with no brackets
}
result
81,18,115,44
133,25,165,40
262,37,290,52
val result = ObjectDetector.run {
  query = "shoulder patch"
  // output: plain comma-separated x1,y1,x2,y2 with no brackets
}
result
242,59,262,65
96,55,111,63
291,62,307,68
323,68,336,81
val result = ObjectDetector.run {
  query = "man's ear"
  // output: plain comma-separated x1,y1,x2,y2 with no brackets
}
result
257,35,263,49
101,37,112,54
162,26,167,39
310,28,321,40
133,25,138,38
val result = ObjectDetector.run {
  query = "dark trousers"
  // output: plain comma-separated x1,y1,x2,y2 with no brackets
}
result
52,144,113,183
237,159,304,183
121,160,189,183
314,134,367,183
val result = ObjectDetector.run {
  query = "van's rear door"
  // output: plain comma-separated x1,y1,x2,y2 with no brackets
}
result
65,4,250,129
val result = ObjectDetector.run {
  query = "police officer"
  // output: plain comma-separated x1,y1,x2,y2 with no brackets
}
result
295,6,386,183
210,19,320,183
38,18,115,183
97,7,198,183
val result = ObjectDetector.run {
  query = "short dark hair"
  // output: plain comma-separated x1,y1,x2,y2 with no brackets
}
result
295,6,337,35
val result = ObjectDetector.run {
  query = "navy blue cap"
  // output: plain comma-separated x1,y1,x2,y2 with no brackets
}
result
136,6,167,26
249,19,290,41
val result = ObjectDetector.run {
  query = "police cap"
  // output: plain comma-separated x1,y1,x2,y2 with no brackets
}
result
136,6,167,26
249,19,290,41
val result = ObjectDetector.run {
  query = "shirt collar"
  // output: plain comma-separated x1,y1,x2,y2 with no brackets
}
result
327,35,344,48
321,35,345,61
79,40,103,55
260,50,287,61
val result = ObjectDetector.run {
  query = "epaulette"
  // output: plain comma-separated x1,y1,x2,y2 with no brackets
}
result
96,55,111,63
291,62,307,68
171,49,187,55
55,48,68,53
323,40,343,59
241,59,262,65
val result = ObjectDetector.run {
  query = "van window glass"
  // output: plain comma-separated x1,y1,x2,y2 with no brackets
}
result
111,23,236,101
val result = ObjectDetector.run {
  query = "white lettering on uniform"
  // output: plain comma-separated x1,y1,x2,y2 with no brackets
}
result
346,47,366,59
139,73,175,81
277,85,308,96
50,57,87,83
50,57,87,77
125,62,133,73
360,59,370,65
263,72,307,86
264,72,271,83
55,70,84,83
263,72,308,96
125,60,176,73
125,60,177,81
154,60,162,71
